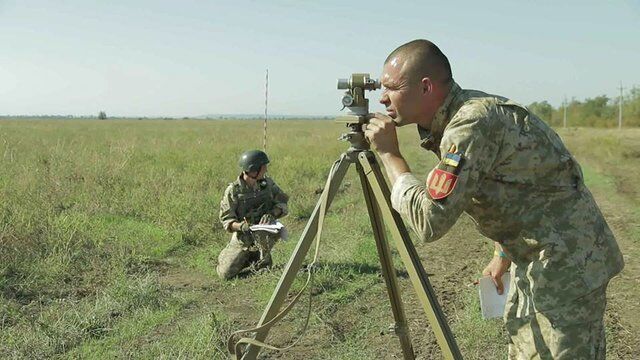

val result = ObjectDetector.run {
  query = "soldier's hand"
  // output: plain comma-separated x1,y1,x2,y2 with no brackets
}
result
363,113,400,156
482,256,511,295
259,213,275,225
239,221,251,235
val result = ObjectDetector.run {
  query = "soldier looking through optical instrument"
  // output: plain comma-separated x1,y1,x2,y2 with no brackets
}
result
364,39,624,359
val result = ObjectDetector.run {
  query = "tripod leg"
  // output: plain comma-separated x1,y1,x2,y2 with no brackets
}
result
356,162,415,360
241,153,352,360
357,152,462,360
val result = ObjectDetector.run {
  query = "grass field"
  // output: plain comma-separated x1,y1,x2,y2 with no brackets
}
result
0,119,638,359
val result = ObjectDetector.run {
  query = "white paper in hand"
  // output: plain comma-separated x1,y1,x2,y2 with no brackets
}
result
249,221,288,241
478,273,511,319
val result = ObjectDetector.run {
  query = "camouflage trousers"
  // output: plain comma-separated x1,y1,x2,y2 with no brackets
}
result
216,231,280,280
505,278,608,360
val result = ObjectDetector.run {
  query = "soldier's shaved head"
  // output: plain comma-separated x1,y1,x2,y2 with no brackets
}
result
385,39,452,86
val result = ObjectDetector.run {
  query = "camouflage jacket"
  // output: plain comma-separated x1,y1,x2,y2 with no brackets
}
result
219,175,289,232
390,82,624,312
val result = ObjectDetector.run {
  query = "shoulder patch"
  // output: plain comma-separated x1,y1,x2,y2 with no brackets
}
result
443,152,461,167
438,143,464,174
426,168,458,200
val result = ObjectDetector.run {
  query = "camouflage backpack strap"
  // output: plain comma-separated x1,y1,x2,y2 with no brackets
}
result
262,178,276,214
234,179,251,220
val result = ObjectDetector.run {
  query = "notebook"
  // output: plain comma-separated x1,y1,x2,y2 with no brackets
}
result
478,273,511,319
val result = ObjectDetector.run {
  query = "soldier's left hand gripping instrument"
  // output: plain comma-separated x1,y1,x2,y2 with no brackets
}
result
260,214,275,225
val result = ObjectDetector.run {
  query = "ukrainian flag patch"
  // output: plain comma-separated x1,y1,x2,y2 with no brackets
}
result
443,152,461,168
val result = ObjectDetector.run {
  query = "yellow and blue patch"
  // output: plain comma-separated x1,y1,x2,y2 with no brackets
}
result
443,152,461,168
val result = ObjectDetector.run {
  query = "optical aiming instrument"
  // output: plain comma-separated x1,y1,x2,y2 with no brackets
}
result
335,73,381,151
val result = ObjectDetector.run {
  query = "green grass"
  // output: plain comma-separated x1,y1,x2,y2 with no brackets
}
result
453,290,506,359
1,120,638,359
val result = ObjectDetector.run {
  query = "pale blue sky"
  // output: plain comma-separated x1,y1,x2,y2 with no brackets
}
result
1,0,638,117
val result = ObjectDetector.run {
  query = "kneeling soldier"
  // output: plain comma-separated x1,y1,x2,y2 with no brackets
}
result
217,150,289,280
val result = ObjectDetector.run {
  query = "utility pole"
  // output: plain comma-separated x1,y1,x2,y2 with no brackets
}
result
263,69,269,151
563,95,567,128
618,82,624,130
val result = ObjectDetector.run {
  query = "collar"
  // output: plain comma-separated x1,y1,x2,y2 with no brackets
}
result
418,81,461,153
236,174,253,190
237,173,266,191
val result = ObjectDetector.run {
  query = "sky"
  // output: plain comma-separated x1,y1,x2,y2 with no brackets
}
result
1,0,639,117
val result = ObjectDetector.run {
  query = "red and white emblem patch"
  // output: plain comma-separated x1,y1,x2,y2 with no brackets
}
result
426,168,458,200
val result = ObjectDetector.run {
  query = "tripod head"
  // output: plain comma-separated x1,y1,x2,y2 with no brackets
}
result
335,73,381,152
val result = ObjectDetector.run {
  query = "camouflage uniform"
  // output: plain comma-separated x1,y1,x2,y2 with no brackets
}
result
218,175,289,280
390,82,624,358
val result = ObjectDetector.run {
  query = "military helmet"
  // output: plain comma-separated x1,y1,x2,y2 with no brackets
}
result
238,150,270,173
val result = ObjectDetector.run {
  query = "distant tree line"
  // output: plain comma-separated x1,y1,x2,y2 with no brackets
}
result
3,88,640,127
528,86,640,128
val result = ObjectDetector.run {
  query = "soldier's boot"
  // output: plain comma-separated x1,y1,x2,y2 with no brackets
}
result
254,253,272,271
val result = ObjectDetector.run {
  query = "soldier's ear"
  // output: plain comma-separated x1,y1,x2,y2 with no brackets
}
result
420,77,432,95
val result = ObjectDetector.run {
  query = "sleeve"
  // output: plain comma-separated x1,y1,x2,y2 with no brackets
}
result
271,181,289,218
390,107,501,242
219,184,238,232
